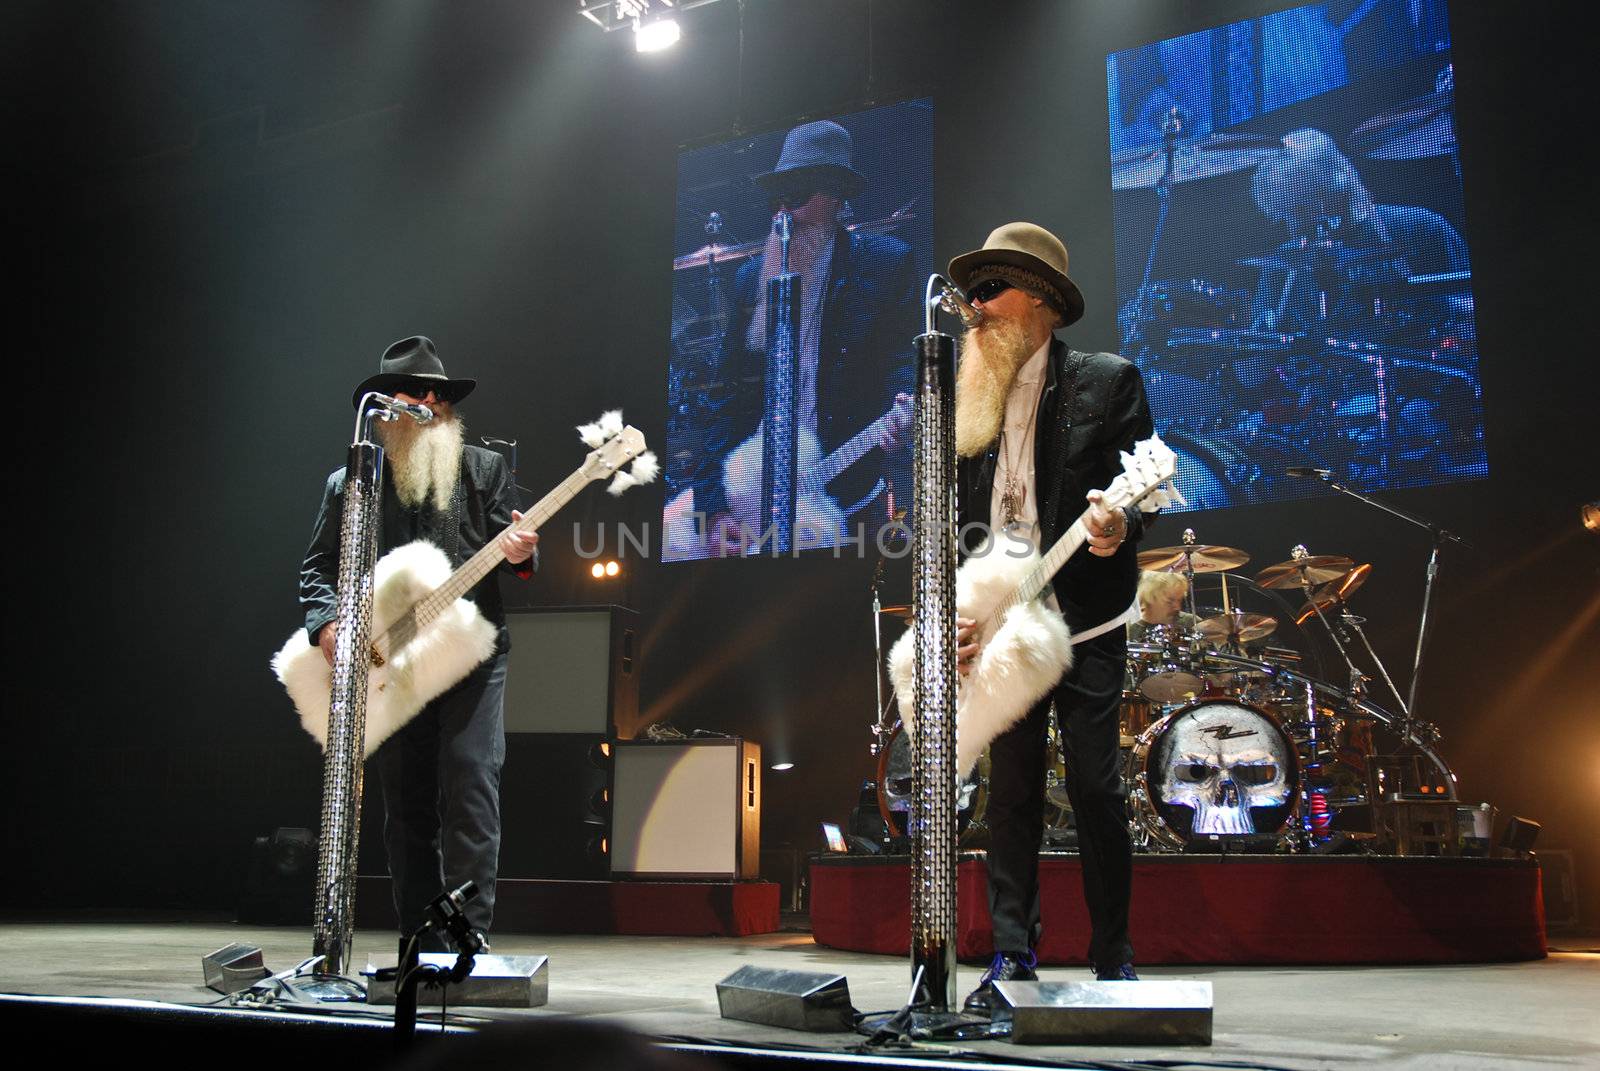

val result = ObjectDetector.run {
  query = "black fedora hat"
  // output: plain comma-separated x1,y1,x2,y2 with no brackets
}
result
948,222,1086,328
351,335,476,408
754,120,865,201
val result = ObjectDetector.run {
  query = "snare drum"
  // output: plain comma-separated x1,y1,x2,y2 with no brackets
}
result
1126,625,1206,703
1129,698,1300,851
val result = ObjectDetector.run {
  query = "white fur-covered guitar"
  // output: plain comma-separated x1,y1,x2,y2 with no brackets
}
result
272,411,656,756
662,395,912,557
889,436,1178,777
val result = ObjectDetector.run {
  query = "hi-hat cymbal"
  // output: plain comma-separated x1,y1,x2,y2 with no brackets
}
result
1112,132,1284,191
878,604,912,620
1294,563,1374,625
1137,544,1251,573
1257,555,1355,589
1197,610,1279,644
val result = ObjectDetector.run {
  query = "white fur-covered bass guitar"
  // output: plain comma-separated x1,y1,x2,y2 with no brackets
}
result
889,436,1178,776
272,411,656,757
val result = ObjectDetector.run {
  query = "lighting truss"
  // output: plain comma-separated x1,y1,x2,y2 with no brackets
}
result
577,0,726,33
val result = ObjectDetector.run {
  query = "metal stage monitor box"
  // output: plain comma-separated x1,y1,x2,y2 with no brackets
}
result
503,606,639,737
611,738,761,880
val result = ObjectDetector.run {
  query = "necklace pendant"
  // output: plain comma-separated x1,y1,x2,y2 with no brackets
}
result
999,481,1021,527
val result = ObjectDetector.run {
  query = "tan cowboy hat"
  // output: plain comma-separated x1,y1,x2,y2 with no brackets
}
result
948,221,1085,327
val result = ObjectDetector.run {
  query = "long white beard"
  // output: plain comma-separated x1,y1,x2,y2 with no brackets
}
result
954,316,1033,458
380,414,464,512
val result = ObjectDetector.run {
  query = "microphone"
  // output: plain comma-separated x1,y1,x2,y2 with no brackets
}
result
1286,466,1333,479
369,393,434,423
935,281,984,329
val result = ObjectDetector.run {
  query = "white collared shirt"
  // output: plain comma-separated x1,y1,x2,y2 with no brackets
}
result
989,339,1060,612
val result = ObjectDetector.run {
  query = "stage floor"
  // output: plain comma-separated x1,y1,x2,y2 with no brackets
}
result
0,916,1595,1069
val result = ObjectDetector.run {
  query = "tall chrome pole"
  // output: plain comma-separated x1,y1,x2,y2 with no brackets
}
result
908,276,963,1012
310,397,391,978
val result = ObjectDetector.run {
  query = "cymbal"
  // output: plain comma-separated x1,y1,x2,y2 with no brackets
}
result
1138,544,1251,573
1239,242,1398,273
1294,563,1373,625
878,604,912,620
1111,132,1283,191
1350,88,1455,161
1197,610,1279,644
1257,555,1355,590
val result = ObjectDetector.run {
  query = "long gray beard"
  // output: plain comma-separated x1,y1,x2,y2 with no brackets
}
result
954,316,1033,458
379,414,464,512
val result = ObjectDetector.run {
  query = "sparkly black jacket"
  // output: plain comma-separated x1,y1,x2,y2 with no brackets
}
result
956,338,1155,633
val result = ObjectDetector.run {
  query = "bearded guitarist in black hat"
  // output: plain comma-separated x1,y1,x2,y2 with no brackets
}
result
687,119,919,555
949,224,1155,1011
297,335,537,948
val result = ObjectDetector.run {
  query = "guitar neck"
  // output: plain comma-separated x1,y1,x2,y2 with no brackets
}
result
375,467,592,657
809,415,884,492
990,513,1091,624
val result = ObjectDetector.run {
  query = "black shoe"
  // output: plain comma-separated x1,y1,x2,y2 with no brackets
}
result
1093,960,1139,981
962,950,1038,1017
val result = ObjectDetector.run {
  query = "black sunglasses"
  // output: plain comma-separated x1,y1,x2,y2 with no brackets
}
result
395,380,445,400
770,182,843,207
966,278,1014,304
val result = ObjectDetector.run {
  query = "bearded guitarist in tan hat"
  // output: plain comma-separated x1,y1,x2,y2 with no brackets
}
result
949,223,1155,1012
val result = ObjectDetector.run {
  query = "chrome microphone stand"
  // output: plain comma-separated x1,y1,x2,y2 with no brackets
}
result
301,393,425,998
862,277,984,1041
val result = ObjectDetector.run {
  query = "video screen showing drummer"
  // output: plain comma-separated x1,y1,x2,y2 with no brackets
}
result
1106,0,1486,511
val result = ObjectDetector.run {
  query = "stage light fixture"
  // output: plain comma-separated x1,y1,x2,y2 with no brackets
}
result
590,562,606,579
635,17,680,52
770,762,794,772
579,1,723,49
588,739,613,767
605,560,621,577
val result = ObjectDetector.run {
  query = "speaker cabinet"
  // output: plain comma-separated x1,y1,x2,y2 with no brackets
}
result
502,606,639,737
611,739,761,880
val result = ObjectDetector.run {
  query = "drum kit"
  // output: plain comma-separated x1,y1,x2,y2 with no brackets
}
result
1113,80,1483,510
867,528,1457,855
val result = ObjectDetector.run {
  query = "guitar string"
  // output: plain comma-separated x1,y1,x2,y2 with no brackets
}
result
373,461,607,658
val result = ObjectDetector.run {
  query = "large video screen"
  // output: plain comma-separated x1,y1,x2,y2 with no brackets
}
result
662,99,934,561
1108,0,1484,512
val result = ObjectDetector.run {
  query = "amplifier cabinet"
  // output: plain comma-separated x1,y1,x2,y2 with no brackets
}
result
610,739,761,880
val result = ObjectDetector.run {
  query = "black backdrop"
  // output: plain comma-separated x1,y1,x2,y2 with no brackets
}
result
10,1,1596,926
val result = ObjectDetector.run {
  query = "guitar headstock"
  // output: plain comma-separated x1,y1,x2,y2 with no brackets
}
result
576,411,659,495
1100,435,1183,514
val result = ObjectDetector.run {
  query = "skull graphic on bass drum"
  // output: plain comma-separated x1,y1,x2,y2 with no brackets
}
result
1142,700,1298,841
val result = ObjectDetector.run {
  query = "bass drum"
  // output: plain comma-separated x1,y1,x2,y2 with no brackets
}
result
1129,698,1300,852
1163,429,1326,514
875,722,989,846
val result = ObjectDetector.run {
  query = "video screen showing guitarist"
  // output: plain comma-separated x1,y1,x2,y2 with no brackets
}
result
663,108,930,560
948,224,1155,1013
295,336,538,949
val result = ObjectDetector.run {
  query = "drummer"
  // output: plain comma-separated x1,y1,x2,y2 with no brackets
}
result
1126,571,1199,644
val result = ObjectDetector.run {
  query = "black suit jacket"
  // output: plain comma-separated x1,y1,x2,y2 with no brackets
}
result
299,444,533,652
692,224,919,518
957,339,1155,632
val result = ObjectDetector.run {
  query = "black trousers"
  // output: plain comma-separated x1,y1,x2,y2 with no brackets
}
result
374,652,507,950
984,631,1133,968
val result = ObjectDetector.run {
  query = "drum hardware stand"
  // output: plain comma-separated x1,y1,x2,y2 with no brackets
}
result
1121,107,1185,355
1290,470,1470,739
869,556,895,756
859,276,974,1041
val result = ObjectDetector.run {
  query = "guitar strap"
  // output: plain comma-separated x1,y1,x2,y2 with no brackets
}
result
1070,599,1141,647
